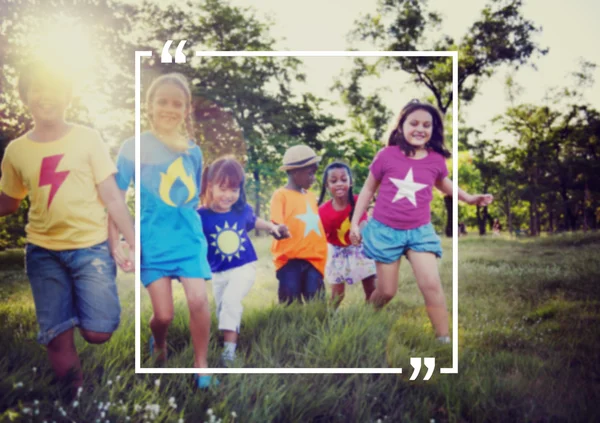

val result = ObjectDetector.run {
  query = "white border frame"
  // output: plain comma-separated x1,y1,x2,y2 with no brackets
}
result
134,50,459,374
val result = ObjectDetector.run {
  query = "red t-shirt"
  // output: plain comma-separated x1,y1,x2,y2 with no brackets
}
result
318,196,368,247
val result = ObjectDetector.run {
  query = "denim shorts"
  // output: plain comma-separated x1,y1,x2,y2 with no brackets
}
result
361,219,443,263
276,259,324,305
25,241,120,345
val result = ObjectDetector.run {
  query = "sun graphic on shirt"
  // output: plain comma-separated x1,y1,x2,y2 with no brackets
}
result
209,221,247,262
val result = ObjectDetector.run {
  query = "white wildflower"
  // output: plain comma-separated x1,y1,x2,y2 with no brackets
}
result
77,387,83,397
32,367,37,373
231,411,237,418
101,412,105,418
107,380,113,386
134,404,142,412
34,400,39,406
14,382,24,389
72,401,79,408
178,419,184,423
207,408,213,415
116,375,121,382
154,378,161,388
22,407,32,414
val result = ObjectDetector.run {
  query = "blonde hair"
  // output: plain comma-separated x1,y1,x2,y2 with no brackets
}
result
146,73,195,152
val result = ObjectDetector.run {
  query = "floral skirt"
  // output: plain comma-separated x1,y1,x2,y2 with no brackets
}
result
325,243,376,285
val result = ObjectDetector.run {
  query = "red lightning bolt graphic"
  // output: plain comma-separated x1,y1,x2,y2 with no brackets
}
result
39,155,70,209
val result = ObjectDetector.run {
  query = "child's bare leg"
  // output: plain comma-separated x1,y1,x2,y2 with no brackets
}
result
223,330,237,343
79,329,112,344
146,277,174,360
406,250,449,337
180,277,210,369
47,328,83,389
361,275,376,301
369,260,400,308
331,284,345,307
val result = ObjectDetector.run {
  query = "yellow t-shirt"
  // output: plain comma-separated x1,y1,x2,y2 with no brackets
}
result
0,125,117,250
270,188,328,276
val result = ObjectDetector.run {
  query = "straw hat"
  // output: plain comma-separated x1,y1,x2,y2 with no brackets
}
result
279,145,322,171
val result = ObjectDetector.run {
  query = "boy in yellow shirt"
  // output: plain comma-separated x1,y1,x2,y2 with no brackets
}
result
0,63,135,395
270,145,328,304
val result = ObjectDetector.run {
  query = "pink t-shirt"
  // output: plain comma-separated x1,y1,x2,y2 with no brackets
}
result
370,146,448,230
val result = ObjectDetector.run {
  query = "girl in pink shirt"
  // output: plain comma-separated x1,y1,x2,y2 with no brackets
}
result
349,99,493,343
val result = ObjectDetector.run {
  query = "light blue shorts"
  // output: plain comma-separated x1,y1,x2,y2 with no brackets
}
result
361,219,443,263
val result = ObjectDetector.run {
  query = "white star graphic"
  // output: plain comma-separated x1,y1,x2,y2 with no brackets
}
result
389,168,428,207
295,201,322,237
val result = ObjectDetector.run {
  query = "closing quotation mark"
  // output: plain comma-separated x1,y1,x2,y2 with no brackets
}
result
161,40,187,63
409,357,436,381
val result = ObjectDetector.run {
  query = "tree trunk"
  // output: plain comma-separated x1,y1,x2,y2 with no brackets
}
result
529,200,538,236
535,204,541,235
504,196,513,234
253,169,261,236
583,183,590,232
444,195,452,237
476,205,488,235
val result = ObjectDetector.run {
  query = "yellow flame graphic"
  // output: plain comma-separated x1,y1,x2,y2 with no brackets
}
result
337,217,351,246
159,157,196,206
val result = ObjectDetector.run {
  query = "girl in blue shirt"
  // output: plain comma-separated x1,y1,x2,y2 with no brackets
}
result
198,156,288,365
112,73,215,388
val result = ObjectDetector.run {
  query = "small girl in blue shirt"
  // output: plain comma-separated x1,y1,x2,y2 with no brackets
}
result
198,156,289,365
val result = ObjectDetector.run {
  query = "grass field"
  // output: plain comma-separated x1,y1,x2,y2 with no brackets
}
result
1,233,599,422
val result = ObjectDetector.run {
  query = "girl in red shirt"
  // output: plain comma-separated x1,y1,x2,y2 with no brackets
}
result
318,162,376,306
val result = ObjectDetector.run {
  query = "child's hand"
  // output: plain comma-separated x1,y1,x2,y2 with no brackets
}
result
349,223,362,246
113,240,134,273
270,223,290,240
468,193,494,206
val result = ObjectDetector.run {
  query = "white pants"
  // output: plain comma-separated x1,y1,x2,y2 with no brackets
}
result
211,262,256,333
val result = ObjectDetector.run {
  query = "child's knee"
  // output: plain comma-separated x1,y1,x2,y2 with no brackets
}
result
419,278,445,301
152,311,174,327
379,285,397,301
188,293,209,313
80,329,112,344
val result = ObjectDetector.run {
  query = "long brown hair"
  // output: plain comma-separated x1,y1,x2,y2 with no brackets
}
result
200,156,247,212
146,73,195,152
388,99,451,158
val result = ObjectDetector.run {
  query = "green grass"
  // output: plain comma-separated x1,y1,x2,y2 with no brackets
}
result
1,233,599,422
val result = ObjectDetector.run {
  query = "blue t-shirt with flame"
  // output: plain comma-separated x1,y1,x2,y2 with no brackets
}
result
115,131,210,281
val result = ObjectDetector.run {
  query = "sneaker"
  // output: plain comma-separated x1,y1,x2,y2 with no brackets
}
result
436,336,451,344
194,374,219,389
220,352,236,367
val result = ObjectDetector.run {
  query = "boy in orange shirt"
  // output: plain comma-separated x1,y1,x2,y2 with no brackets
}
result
270,145,328,304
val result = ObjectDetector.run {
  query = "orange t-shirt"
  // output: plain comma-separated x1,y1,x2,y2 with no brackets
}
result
270,188,328,275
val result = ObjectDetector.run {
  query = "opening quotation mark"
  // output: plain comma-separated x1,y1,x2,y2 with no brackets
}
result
161,40,187,63
409,357,436,381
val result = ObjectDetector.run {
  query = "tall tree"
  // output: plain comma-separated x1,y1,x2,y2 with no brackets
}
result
350,0,547,236
135,0,340,225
